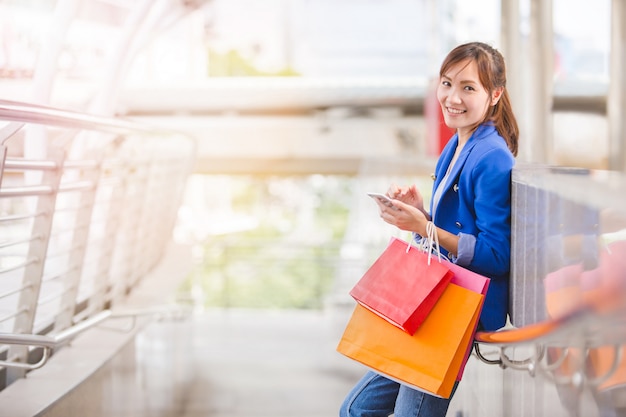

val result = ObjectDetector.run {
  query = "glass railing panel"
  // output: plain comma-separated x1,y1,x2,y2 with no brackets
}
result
510,165,626,327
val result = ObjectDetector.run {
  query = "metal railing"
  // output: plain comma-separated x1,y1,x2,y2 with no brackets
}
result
0,304,190,371
0,99,195,388
472,164,626,408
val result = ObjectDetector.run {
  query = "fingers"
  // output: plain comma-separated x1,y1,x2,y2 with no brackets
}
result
386,184,401,198
409,184,422,198
379,207,396,226
388,184,421,200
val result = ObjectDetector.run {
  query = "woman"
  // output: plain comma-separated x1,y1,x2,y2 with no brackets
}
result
340,41,519,417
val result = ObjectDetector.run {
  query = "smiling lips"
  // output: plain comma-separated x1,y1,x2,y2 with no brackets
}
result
446,107,466,114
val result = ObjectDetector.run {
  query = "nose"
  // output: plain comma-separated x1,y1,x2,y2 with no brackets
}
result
447,87,462,104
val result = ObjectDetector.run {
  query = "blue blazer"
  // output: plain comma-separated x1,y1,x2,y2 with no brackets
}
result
432,123,514,331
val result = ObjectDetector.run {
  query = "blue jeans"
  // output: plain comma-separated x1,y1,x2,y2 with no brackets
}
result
339,372,458,417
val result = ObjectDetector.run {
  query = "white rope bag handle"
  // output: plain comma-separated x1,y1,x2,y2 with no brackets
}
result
406,221,444,265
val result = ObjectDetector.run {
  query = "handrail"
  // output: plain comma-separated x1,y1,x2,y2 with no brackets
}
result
476,289,626,347
0,305,190,371
0,100,153,134
0,180,95,198
0,99,189,139
3,158,97,171
473,293,626,389
475,307,591,347
3,159,59,171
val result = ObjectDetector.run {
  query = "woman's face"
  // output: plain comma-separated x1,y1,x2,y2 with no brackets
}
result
437,59,499,140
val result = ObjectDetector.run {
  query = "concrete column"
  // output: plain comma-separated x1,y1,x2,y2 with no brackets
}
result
529,0,554,164
608,0,626,172
500,0,526,160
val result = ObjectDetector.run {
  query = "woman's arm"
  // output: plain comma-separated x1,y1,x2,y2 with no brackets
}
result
462,148,513,276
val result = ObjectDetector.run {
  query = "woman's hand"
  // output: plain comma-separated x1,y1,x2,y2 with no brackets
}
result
375,198,459,257
374,198,428,236
386,184,430,220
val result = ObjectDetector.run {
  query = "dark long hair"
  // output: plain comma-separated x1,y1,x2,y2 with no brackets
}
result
439,42,519,156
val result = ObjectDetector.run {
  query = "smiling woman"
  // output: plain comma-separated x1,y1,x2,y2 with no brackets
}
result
340,41,519,417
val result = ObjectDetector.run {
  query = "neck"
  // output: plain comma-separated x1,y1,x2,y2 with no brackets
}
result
456,130,471,146
454,138,466,156
457,122,484,145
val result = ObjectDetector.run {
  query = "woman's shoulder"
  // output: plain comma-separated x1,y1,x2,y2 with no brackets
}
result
466,132,515,176
472,126,514,159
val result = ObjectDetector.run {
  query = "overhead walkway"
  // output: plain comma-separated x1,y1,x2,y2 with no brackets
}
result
123,77,607,176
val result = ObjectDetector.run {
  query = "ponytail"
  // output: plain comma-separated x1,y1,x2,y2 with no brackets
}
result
490,88,518,156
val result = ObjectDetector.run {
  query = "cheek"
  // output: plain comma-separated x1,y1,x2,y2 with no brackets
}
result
471,96,490,116
481,99,492,115
436,88,445,106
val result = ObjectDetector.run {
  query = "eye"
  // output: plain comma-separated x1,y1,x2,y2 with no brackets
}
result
464,85,476,91
441,80,451,87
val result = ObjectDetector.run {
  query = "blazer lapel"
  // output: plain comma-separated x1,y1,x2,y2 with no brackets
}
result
433,134,458,192
437,124,494,196
444,139,478,191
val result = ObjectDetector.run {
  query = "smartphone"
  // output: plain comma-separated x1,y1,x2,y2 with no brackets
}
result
367,192,397,209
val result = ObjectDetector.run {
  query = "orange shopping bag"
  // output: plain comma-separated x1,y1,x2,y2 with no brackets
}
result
443,260,490,380
349,236,453,335
337,283,484,399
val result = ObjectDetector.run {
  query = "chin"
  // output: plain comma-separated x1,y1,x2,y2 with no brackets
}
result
442,118,460,130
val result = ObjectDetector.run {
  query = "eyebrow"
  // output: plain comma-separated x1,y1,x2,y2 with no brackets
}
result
441,74,479,85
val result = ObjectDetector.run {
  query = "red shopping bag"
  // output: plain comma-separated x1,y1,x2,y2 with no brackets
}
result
338,283,484,398
349,237,453,335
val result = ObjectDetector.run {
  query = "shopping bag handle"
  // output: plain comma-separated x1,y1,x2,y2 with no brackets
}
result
407,221,444,265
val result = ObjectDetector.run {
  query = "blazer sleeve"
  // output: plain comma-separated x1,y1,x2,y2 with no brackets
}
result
466,146,514,279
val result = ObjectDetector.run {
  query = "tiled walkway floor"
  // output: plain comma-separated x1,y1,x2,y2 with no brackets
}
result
123,308,364,417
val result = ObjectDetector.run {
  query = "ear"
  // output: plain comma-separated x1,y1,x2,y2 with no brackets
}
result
491,87,504,106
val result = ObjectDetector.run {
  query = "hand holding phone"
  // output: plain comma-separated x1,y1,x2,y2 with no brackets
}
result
367,192,398,210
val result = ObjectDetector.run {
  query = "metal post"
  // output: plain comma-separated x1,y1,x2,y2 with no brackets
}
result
85,157,128,316
53,150,101,332
608,0,626,171
529,0,554,164
0,145,6,188
7,147,65,383
107,164,134,305
500,0,526,160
